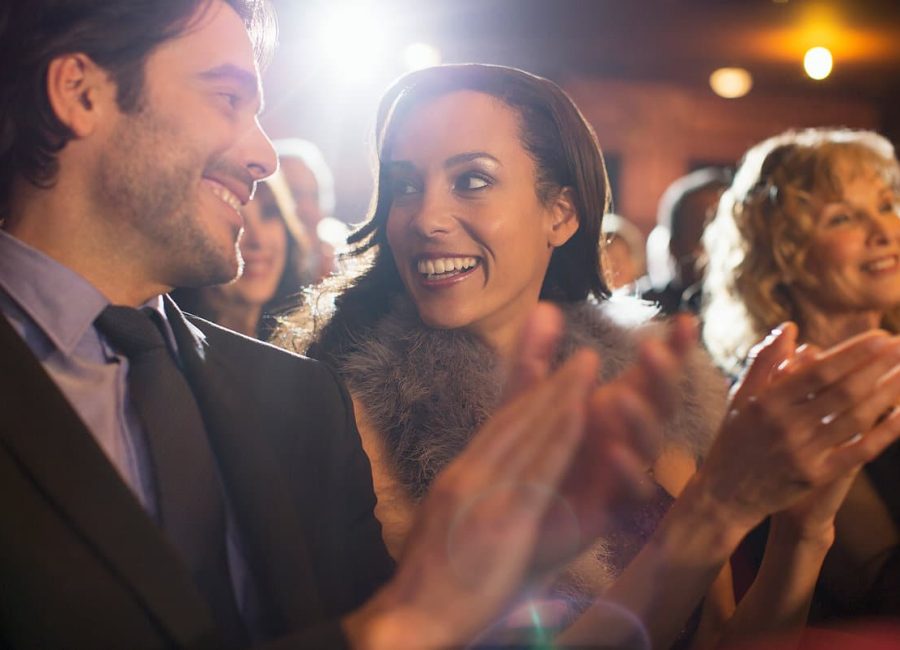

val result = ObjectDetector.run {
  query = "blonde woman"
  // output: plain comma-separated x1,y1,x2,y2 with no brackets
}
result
704,127,900,619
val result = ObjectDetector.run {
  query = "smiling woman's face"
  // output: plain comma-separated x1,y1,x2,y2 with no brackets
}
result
802,158,900,315
219,182,287,307
384,90,574,348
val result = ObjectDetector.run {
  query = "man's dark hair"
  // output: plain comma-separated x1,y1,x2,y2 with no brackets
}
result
657,166,732,242
0,0,275,218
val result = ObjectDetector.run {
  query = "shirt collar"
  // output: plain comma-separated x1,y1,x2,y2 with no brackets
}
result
0,230,170,356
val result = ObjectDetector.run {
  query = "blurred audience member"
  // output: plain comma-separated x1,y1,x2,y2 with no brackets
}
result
601,213,646,290
703,127,900,621
275,138,349,280
642,167,731,314
174,169,312,339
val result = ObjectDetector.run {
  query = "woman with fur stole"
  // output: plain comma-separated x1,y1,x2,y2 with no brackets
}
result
278,65,900,648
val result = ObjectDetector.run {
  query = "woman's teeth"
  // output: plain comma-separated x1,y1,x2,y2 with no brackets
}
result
417,256,478,278
862,256,898,273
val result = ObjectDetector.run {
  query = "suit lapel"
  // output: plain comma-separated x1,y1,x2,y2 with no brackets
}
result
0,314,219,647
164,297,324,635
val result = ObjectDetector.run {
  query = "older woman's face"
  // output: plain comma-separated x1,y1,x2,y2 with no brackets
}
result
384,91,568,343
802,160,900,314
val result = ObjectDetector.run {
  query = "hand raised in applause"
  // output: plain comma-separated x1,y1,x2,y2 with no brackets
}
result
344,303,694,649
694,323,900,537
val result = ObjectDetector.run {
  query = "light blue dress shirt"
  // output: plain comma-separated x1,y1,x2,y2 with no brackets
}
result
0,229,260,638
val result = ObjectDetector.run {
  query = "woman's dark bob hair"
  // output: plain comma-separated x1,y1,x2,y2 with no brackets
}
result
355,63,609,301
289,64,612,356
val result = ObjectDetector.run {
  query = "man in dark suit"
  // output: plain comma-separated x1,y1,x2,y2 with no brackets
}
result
0,0,688,647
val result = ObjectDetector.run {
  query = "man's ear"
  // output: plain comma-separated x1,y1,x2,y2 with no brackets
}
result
547,186,579,247
46,53,114,138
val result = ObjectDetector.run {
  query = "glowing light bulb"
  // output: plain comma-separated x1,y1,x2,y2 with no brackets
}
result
709,67,753,99
804,47,833,80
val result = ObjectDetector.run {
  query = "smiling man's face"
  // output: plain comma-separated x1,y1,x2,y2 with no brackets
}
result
92,0,277,289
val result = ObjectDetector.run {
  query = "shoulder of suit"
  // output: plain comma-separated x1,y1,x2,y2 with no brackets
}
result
184,313,320,367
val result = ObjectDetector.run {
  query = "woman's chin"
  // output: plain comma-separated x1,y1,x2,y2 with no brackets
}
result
415,306,472,332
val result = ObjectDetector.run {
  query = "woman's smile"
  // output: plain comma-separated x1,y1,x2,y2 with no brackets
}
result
415,255,481,285
385,90,565,349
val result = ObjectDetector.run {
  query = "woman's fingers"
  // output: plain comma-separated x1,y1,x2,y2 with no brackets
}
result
802,345,900,447
615,333,687,429
510,349,599,482
704,329,900,528
775,330,893,405
731,322,797,409
465,346,598,477
774,342,820,378
666,312,700,358
502,302,566,402
826,405,900,476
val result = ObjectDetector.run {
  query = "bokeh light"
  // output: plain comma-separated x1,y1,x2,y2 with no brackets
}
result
709,67,753,98
804,46,833,80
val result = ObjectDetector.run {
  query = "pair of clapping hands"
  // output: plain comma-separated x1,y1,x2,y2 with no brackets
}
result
345,305,900,649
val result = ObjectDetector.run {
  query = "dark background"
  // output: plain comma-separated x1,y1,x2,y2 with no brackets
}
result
261,0,900,231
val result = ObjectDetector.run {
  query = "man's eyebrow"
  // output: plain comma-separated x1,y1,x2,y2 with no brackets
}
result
198,63,260,98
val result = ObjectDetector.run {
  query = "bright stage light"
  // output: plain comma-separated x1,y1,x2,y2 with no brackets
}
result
804,47,833,80
709,67,753,99
404,43,442,71
316,2,387,82
317,216,350,248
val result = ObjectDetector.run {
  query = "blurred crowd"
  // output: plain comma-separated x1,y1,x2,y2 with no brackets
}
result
4,1,900,649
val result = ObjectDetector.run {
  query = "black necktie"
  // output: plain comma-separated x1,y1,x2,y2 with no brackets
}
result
95,306,246,646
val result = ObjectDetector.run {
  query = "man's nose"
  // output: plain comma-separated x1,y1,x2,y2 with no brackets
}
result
239,117,278,182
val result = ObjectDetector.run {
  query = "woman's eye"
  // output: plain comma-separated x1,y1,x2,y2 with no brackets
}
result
825,212,851,227
880,201,899,215
455,173,491,192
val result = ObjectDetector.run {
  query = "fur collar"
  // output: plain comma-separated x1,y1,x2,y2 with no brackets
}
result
333,294,727,501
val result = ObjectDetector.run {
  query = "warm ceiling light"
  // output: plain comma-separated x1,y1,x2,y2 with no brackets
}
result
709,67,753,98
804,46,833,80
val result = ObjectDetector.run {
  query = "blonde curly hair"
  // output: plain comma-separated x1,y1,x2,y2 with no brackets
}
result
702,128,900,375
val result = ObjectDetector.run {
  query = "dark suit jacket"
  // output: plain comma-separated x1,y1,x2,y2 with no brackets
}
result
0,297,394,649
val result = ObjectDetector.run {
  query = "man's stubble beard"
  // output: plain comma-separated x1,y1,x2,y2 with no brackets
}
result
93,103,241,290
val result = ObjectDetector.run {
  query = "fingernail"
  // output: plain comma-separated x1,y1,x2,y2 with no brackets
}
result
763,327,784,346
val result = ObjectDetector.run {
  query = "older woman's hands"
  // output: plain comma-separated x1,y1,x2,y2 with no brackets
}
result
695,323,900,538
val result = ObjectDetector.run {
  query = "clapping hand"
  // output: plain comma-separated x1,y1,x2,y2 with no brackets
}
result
346,304,696,648
696,323,900,536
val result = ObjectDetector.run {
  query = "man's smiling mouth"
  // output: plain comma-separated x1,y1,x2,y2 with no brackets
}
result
205,179,243,211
